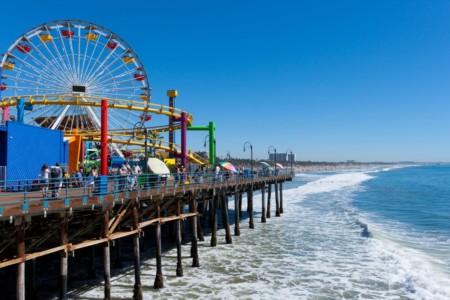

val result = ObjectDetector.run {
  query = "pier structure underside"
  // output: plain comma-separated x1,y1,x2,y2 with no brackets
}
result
0,173,293,299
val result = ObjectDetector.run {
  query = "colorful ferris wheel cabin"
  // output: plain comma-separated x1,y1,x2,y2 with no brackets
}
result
134,74,145,81
62,30,74,38
122,56,135,64
3,62,15,71
16,44,31,53
85,33,98,42
106,41,118,50
39,33,53,43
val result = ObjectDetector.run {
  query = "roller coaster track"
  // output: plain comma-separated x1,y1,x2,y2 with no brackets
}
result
0,94,194,124
0,94,208,165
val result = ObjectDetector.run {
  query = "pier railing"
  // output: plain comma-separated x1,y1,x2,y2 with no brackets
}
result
0,169,293,218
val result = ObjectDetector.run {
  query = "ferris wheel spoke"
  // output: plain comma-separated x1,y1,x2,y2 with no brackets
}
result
92,70,140,92
47,36,76,84
7,64,65,90
53,26,76,82
79,27,94,85
30,27,73,79
93,61,134,84
5,76,66,93
80,28,102,85
76,25,82,81
14,44,71,86
42,24,74,79
83,36,112,83
82,52,124,85
83,42,120,84
50,105,71,130
65,24,79,84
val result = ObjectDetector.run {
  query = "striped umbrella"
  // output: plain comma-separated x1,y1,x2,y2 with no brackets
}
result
218,162,237,173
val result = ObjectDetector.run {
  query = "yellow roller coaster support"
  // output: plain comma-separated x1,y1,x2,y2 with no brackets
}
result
167,90,178,97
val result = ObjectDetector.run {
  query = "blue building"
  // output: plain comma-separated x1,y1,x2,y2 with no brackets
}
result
0,121,68,186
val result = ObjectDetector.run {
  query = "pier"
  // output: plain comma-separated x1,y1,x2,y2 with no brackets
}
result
0,19,296,299
0,171,293,299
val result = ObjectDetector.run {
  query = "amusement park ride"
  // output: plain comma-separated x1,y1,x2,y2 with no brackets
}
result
0,20,215,176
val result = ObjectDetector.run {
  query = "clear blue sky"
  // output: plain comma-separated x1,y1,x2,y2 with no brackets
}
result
2,0,450,162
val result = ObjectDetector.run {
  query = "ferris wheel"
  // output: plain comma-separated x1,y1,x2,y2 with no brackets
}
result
0,20,151,132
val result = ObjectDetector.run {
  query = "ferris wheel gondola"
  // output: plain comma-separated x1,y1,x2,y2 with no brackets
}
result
0,20,152,133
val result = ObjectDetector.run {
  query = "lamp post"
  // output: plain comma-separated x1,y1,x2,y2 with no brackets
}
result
268,146,277,174
285,148,293,175
243,142,253,178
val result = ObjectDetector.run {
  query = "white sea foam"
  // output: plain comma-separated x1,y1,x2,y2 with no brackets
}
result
72,170,450,300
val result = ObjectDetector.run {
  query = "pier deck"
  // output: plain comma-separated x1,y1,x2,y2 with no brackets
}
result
0,171,293,299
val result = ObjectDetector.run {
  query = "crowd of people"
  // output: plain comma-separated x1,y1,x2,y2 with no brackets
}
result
37,161,254,199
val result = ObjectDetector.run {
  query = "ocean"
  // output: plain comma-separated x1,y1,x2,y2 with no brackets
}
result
74,165,450,299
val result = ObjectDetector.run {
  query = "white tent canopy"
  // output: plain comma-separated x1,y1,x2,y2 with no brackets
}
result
147,158,170,176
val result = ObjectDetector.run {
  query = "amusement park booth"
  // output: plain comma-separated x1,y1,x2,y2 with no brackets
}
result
0,121,68,186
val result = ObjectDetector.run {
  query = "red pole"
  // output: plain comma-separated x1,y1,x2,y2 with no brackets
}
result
101,99,108,176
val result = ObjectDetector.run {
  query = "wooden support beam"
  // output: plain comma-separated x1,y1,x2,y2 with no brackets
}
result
109,200,132,234
279,182,284,214
139,213,197,229
239,193,243,219
154,204,164,288
220,190,232,244
248,190,254,229
261,184,267,223
60,213,69,300
275,180,280,217
16,216,25,300
132,199,142,300
266,184,272,219
103,209,111,299
190,194,199,267
210,192,218,247
176,199,183,277
234,189,240,236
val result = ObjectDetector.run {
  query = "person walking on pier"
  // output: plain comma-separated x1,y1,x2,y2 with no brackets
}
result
118,163,128,191
51,163,63,197
40,164,50,197
214,164,220,182
85,166,98,196
76,169,83,187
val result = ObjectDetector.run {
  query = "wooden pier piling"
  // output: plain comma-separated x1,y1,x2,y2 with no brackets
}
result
132,199,142,300
261,184,267,223
210,192,218,247
220,190,232,244
60,213,69,300
248,190,254,229
234,188,240,236
266,184,272,219
275,181,280,217
103,208,111,299
239,193,243,219
279,182,284,214
154,204,164,289
176,199,183,277
190,194,200,267
16,217,25,300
